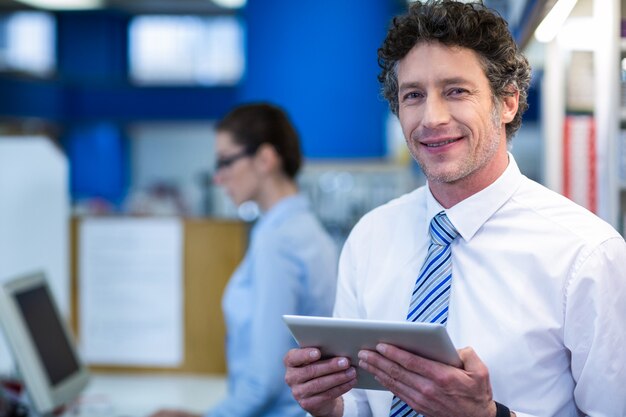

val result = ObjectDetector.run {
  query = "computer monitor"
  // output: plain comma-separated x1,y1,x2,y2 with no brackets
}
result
0,271,89,415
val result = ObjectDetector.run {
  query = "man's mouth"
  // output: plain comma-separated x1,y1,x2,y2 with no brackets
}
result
423,137,462,147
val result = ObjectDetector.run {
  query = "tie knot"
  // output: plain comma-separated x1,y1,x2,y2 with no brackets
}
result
429,211,458,246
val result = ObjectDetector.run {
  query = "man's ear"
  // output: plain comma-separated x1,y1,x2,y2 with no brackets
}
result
500,88,519,124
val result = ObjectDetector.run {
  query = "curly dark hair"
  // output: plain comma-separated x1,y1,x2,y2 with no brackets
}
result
216,103,302,179
378,0,531,141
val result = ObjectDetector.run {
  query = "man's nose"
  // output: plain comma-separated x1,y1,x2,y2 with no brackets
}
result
422,96,450,128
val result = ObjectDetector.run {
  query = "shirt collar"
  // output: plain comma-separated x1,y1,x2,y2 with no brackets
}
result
425,153,524,242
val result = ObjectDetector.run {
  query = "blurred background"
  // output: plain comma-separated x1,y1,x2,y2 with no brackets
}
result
0,0,624,411
0,0,553,243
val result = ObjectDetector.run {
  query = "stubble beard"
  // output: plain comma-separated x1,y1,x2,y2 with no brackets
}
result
410,107,503,184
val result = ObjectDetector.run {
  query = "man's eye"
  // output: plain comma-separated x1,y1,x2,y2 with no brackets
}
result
402,91,423,101
449,88,468,96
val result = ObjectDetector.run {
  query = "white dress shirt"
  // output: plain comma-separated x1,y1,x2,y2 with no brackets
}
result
335,156,626,417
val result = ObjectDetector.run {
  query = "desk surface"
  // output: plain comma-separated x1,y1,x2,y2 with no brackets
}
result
73,373,227,417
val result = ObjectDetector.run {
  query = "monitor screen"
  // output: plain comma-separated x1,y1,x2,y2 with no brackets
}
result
14,285,80,386
0,272,89,414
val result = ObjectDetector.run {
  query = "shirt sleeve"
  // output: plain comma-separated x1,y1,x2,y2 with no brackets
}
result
341,389,374,417
209,233,303,417
563,236,626,417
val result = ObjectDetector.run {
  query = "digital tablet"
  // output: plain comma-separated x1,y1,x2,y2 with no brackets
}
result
283,315,462,390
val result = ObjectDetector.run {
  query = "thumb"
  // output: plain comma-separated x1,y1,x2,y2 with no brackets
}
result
458,346,485,372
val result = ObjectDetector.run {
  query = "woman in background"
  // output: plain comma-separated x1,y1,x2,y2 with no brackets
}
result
151,103,338,417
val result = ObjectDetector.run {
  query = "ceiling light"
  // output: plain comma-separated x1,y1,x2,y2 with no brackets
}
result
212,0,247,9
557,16,596,50
13,0,103,10
534,0,579,43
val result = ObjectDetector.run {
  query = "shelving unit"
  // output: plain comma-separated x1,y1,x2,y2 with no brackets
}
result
542,0,622,235
591,0,620,233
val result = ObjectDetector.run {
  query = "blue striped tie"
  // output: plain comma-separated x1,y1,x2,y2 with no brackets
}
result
389,211,459,417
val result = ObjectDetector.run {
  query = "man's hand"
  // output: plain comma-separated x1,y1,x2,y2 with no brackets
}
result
284,348,358,417
358,344,496,417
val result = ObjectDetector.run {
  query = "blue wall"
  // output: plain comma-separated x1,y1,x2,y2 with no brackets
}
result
241,0,395,158
0,3,399,203
65,122,128,204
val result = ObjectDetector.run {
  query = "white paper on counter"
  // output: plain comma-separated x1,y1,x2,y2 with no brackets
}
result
78,217,184,367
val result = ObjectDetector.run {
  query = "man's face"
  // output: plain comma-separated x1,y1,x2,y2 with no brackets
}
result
397,42,514,189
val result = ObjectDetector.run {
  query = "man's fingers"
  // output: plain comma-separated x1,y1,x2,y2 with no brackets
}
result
284,349,352,386
283,349,356,417
359,349,427,392
458,347,483,372
293,366,357,402
297,379,357,411
284,348,321,367
373,343,453,380
286,356,351,385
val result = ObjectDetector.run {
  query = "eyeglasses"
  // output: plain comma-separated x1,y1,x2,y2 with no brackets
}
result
215,149,254,171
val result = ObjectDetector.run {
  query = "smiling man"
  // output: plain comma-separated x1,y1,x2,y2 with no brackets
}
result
283,1,626,417
396,42,515,207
